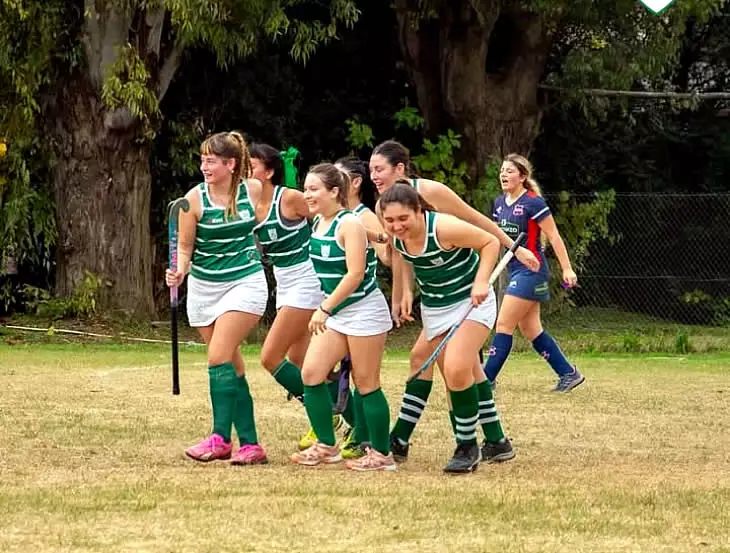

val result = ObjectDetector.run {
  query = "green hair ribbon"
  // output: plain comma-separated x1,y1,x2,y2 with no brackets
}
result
280,146,300,189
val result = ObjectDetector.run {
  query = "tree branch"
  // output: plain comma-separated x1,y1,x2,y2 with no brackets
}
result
158,41,184,102
539,85,730,100
82,0,133,90
145,9,166,58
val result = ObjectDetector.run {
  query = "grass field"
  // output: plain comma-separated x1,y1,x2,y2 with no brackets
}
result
1,344,729,553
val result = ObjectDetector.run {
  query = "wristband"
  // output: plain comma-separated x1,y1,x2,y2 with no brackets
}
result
319,304,333,316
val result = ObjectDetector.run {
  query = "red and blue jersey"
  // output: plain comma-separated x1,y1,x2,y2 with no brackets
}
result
492,191,551,276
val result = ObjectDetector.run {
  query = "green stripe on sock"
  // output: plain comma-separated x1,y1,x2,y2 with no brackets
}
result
391,378,432,442
477,380,505,443
449,384,479,446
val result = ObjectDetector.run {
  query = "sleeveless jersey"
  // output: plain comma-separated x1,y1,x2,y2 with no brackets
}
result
352,203,378,285
492,191,550,275
253,186,310,268
191,181,262,282
393,211,479,308
310,210,377,314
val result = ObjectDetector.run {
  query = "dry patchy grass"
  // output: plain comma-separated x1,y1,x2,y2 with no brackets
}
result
0,345,729,553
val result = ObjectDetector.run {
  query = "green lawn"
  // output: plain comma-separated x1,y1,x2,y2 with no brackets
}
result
1,344,728,553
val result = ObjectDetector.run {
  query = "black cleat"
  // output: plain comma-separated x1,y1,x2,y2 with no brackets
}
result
481,437,515,463
389,434,410,463
443,443,481,474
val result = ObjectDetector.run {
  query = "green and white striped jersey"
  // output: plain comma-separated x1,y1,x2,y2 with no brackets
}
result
352,203,378,286
393,211,479,308
253,186,310,268
310,210,377,314
191,181,262,282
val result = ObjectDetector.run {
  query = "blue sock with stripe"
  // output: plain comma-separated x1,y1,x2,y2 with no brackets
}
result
532,331,573,376
483,333,513,382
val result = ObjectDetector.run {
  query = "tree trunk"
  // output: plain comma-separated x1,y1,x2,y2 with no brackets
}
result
395,1,553,186
50,73,155,317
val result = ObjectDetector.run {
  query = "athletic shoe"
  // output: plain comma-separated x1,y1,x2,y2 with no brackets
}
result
298,415,344,450
480,438,515,463
553,367,585,393
340,428,366,460
345,447,396,472
290,442,342,466
184,434,232,462
230,444,268,466
443,443,481,474
389,434,410,463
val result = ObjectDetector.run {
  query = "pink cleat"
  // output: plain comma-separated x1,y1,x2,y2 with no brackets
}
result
184,434,232,462
290,442,342,466
345,447,397,472
231,444,268,466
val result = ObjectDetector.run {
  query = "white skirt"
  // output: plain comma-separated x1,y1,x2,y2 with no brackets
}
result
274,260,323,311
326,288,393,337
421,288,497,341
186,270,269,327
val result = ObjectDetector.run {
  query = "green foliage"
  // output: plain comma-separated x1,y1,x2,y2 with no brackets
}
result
393,106,424,131
546,190,617,312
674,328,693,354
681,290,730,326
101,44,160,137
345,118,374,150
411,130,470,198
23,272,108,320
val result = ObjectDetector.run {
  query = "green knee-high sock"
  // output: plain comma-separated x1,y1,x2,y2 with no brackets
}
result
209,362,238,442
304,383,336,446
361,388,391,455
272,359,304,401
233,373,258,446
449,384,479,446
352,389,369,444
328,379,355,427
391,378,433,444
449,410,457,436
476,380,505,443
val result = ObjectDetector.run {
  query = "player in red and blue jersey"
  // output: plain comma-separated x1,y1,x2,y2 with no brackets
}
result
483,154,585,392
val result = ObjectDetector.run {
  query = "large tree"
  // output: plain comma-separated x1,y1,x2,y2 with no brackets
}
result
392,0,723,185
0,0,357,316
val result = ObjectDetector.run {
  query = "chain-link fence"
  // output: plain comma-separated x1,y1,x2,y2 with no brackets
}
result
553,193,730,325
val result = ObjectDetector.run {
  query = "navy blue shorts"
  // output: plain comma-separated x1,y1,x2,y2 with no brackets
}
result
504,269,551,302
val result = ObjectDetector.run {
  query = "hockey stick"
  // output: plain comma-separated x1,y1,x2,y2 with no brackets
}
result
406,232,527,384
168,197,190,395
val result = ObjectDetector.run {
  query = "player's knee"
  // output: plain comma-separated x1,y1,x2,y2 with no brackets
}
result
207,349,232,367
495,319,517,335
260,346,284,373
353,371,380,395
442,362,472,391
409,340,430,367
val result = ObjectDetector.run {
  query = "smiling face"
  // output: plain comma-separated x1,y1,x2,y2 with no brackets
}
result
303,173,339,216
381,201,421,240
500,160,526,195
369,154,405,194
200,154,235,186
